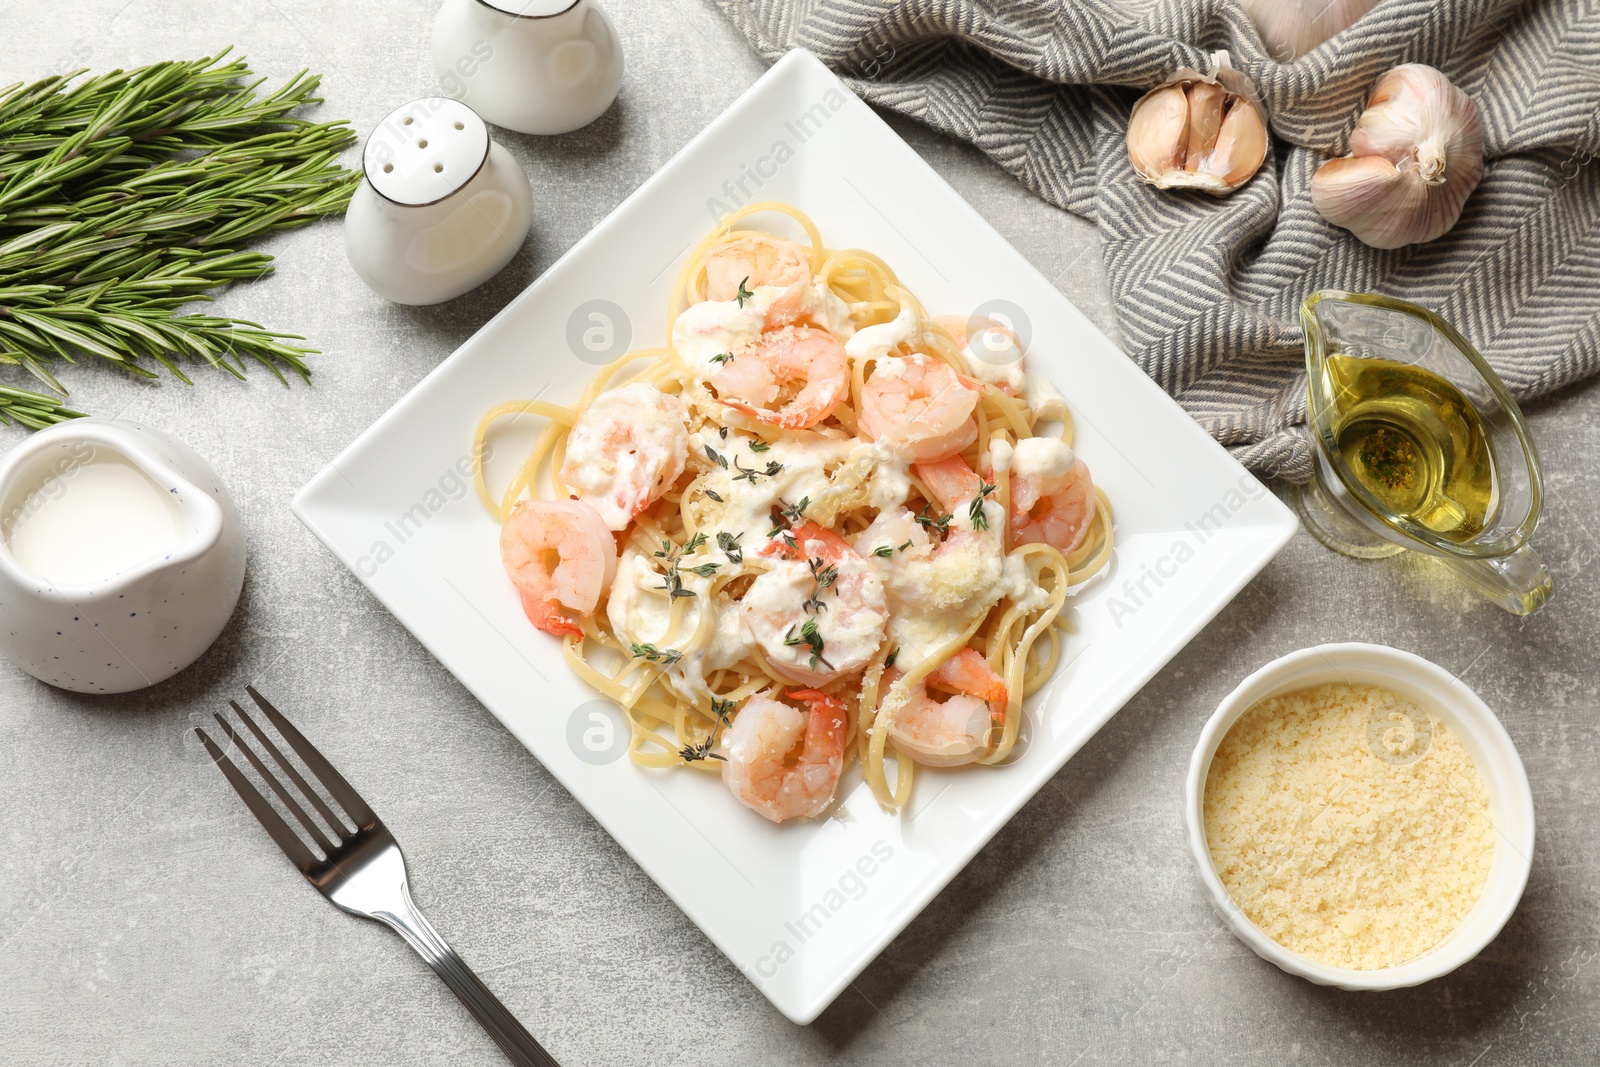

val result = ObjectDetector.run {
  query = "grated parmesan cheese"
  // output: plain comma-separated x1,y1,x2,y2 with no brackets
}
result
1203,682,1494,971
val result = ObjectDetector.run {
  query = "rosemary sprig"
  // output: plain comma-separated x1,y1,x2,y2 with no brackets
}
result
0,382,84,428
0,51,358,416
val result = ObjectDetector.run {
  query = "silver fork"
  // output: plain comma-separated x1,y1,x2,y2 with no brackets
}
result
196,686,560,1067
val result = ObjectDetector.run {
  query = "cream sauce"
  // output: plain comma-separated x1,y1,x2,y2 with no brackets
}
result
5,455,185,587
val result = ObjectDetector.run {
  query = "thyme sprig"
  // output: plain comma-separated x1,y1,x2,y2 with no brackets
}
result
777,496,808,526
915,503,953,535
870,539,913,559
680,697,736,763
969,482,998,530
733,457,782,483
653,532,708,600
735,275,754,307
716,529,743,564
784,618,833,672
630,643,682,666
0,51,359,413
802,556,838,614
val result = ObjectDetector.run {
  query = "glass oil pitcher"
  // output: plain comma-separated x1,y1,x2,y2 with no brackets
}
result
1297,290,1552,616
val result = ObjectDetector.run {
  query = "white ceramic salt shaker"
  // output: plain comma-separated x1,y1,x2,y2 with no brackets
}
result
0,419,245,694
431,0,624,135
344,97,533,305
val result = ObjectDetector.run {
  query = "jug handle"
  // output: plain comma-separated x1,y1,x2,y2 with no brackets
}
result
1437,545,1552,616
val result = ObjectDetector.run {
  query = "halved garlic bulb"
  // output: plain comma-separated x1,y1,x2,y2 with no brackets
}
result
1127,69,1268,196
1238,0,1377,61
1310,64,1484,249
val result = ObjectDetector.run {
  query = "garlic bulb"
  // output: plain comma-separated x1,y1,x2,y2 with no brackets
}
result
1311,64,1484,250
1238,0,1378,61
1127,67,1268,196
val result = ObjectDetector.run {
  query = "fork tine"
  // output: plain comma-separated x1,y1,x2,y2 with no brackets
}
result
196,727,320,873
230,699,346,835
245,686,377,827
211,712,338,855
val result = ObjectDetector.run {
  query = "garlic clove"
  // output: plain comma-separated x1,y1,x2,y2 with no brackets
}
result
1183,80,1226,172
1200,97,1269,188
1310,156,1423,250
1128,83,1189,180
1310,64,1484,248
1127,69,1268,196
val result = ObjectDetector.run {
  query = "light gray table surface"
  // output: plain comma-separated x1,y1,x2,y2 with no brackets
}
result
4,3,1598,1065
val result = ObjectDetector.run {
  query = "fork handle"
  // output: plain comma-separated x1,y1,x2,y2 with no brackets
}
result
377,884,560,1067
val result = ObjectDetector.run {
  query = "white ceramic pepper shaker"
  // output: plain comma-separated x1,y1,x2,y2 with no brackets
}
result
431,0,624,135
0,419,246,694
343,97,533,305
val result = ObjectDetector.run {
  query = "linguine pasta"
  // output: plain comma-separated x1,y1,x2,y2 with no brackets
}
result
473,202,1113,815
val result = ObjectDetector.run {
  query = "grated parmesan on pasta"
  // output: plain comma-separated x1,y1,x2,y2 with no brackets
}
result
1203,683,1494,970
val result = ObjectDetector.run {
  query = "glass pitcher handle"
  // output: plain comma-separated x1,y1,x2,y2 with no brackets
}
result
1437,545,1553,616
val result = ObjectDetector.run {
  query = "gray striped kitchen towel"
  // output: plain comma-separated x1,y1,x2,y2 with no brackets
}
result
713,0,1600,480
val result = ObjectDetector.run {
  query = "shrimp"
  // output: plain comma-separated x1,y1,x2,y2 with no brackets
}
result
855,455,1005,616
559,383,689,531
703,234,813,327
743,521,887,685
708,325,848,430
721,687,847,823
855,456,1007,672
885,647,1009,767
500,498,618,638
1009,437,1095,554
858,354,982,462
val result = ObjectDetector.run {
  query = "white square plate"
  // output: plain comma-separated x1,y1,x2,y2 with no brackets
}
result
294,50,1297,1024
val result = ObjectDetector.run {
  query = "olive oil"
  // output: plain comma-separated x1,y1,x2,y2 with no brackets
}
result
1323,354,1495,542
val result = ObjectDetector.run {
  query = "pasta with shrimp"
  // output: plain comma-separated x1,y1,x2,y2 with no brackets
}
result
473,202,1113,822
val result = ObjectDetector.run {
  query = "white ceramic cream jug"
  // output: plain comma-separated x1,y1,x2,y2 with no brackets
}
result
431,0,624,135
0,419,245,694
344,97,534,306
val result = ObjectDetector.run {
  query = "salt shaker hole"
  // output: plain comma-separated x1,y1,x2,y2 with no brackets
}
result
418,139,429,149
403,116,414,126
382,163,394,173
433,163,443,173
454,121,464,130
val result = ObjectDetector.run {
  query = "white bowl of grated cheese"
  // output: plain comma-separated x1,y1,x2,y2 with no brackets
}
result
1184,642,1535,991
